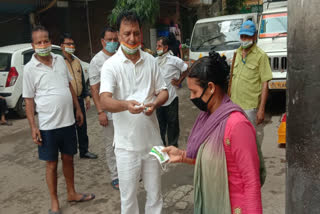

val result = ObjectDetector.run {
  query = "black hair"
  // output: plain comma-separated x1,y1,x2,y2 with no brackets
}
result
31,25,49,41
100,26,116,39
168,32,177,43
60,32,72,45
188,51,230,91
116,10,141,31
157,36,169,46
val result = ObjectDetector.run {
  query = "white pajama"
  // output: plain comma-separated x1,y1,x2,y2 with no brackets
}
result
244,108,264,146
244,109,257,129
115,148,163,214
104,121,118,180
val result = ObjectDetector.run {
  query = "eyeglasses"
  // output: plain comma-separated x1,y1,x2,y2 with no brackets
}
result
63,43,75,46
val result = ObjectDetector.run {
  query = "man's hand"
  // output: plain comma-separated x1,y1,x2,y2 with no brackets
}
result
144,102,156,116
256,109,265,125
98,112,108,127
85,97,91,111
31,127,42,146
127,100,144,114
162,146,184,163
76,108,84,126
171,79,180,87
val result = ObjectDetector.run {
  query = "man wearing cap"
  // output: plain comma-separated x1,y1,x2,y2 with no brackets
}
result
230,20,272,129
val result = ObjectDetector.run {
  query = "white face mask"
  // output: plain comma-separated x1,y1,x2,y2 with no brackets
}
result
240,40,253,49
157,49,163,56
121,42,140,55
34,45,51,56
149,146,169,171
65,47,75,54
157,49,164,56
35,45,52,57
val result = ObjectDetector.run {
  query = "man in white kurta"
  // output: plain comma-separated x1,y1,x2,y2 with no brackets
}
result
99,11,168,214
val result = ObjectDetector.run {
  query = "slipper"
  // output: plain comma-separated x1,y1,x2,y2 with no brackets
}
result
111,179,119,190
68,193,95,203
48,209,61,214
0,121,12,126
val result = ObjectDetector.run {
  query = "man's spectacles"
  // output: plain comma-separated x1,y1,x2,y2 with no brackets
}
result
63,43,75,46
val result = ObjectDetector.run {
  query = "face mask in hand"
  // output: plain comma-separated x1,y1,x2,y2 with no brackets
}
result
105,41,119,53
240,40,253,49
35,44,52,56
190,86,214,112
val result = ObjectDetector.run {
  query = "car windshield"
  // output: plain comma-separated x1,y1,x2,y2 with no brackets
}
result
259,13,287,38
0,53,11,72
190,19,243,52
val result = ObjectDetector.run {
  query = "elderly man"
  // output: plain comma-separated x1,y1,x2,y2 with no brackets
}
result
99,11,168,214
23,26,94,214
230,20,272,128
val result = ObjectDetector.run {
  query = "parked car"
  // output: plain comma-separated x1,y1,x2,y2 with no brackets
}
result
0,43,89,118
189,13,258,66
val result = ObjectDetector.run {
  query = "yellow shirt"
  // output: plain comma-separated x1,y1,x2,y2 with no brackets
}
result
65,58,83,97
230,44,272,110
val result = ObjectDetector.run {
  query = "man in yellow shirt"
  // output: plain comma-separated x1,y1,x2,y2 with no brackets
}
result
231,20,272,128
61,33,97,159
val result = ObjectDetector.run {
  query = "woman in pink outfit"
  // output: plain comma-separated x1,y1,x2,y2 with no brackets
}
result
163,51,265,214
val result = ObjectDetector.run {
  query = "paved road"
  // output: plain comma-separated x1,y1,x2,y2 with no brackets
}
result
0,84,285,214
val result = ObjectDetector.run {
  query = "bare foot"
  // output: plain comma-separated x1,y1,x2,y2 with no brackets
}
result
50,198,60,212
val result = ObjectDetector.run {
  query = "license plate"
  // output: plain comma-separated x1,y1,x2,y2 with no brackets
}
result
269,80,286,89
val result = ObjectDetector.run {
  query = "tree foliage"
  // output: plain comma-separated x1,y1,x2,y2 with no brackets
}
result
109,0,160,26
225,0,246,14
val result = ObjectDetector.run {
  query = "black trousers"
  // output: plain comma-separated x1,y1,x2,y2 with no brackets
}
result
156,97,180,147
75,98,89,155
0,98,8,116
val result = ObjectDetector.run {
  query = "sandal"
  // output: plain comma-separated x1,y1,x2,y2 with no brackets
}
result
48,209,61,214
68,193,95,203
111,179,119,190
0,121,12,126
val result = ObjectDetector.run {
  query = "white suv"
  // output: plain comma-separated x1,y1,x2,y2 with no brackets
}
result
0,43,89,117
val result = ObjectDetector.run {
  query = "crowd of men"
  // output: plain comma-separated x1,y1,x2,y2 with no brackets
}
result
22,9,271,214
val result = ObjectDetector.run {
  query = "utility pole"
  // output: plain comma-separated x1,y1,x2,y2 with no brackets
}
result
286,0,320,213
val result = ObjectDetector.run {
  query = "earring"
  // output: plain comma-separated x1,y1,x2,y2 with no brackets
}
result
211,90,213,93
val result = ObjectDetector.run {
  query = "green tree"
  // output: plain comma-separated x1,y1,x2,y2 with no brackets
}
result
109,0,160,26
225,0,246,14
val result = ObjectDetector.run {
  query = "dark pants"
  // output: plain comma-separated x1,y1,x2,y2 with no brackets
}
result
0,98,8,116
75,98,89,156
156,97,180,147
39,124,77,161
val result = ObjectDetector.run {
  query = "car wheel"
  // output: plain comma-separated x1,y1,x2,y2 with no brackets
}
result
16,96,26,118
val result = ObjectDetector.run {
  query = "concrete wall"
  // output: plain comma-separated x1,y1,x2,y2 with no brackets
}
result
37,0,115,62
0,15,31,47
286,0,320,213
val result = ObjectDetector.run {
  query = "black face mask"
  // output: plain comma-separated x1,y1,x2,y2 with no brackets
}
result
190,86,214,112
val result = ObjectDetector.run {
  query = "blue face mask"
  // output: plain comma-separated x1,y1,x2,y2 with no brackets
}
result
105,41,119,53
